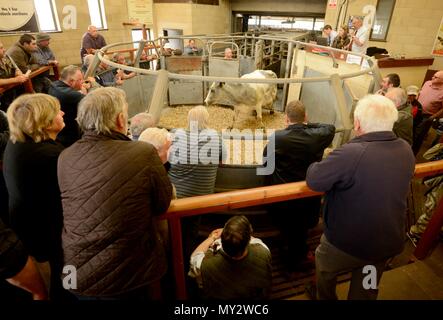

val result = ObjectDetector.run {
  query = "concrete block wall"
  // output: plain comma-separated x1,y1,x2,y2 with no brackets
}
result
0,0,132,67
154,1,230,41
230,0,326,14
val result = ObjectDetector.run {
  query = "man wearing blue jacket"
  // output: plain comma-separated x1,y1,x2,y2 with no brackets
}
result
306,94,415,300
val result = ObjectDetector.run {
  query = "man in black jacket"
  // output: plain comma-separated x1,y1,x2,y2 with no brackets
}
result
306,94,415,300
263,100,335,274
49,65,86,147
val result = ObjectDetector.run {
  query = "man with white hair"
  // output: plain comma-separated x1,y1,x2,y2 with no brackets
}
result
350,16,369,55
139,127,171,164
385,87,413,145
57,87,172,300
306,94,415,300
224,48,233,60
130,113,156,140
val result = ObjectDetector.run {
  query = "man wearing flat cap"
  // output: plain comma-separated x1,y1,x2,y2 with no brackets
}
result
30,33,57,93
34,33,58,67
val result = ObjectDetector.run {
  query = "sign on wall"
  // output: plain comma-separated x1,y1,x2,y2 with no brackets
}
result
431,16,443,57
0,0,39,34
328,0,337,9
127,0,153,25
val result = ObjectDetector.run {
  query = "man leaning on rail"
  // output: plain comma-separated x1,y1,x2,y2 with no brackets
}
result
306,94,415,300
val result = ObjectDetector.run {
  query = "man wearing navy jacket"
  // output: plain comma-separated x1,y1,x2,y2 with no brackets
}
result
306,94,415,300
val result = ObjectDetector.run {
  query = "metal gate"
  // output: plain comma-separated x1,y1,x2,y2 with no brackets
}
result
166,56,204,105
208,41,240,78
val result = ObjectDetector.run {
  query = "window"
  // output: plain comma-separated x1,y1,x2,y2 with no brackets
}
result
248,16,321,31
87,0,107,29
131,28,153,48
33,0,60,32
370,0,396,41
313,18,325,31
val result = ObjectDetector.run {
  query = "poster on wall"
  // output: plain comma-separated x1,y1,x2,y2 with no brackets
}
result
431,16,443,56
127,0,153,26
0,0,39,35
328,0,337,9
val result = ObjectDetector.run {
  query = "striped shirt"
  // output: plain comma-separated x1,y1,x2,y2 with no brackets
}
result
168,129,225,198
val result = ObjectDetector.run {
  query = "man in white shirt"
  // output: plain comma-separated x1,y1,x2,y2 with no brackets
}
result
351,16,369,55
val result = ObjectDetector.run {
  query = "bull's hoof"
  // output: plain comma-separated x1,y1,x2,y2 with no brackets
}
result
270,110,275,115
252,110,257,117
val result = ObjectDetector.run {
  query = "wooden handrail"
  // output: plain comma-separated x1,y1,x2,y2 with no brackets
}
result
163,181,321,219
164,160,443,218
105,45,159,64
0,65,59,95
165,159,443,299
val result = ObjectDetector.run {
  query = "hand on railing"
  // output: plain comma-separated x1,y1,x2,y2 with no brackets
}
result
48,60,59,66
14,74,29,84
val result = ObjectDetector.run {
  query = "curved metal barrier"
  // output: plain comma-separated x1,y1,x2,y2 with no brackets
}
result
161,159,443,299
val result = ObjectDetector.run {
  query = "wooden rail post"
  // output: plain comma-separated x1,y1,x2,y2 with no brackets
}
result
169,217,187,299
413,196,443,259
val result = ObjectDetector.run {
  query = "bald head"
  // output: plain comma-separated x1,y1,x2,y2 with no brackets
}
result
432,70,443,87
88,25,98,38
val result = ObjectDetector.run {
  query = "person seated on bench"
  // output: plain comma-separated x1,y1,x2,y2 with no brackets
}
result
112,53,136,80
95,56,123,87
0,41,29,112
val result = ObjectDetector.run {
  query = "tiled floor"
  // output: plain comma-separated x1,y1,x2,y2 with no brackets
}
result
289,242,443,300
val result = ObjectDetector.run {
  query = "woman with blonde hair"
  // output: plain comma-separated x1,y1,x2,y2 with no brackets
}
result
3,93,66,299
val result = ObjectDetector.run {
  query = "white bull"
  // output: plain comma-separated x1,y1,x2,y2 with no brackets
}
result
205,70,278,128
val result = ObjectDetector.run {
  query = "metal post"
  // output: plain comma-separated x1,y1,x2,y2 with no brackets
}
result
367,57,383,93
134,40,147,68
270,40,275,64
330,73,353,143
254,40,264,70
169,217,187,299
85,52,102,79
281,40,294,110
413,196,443,259
148,69,169,121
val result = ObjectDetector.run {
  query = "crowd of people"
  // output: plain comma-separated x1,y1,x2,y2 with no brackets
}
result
0,23,443,302
320,16,370,55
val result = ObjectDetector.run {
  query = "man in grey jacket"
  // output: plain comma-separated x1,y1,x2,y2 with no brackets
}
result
306,94,415,300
